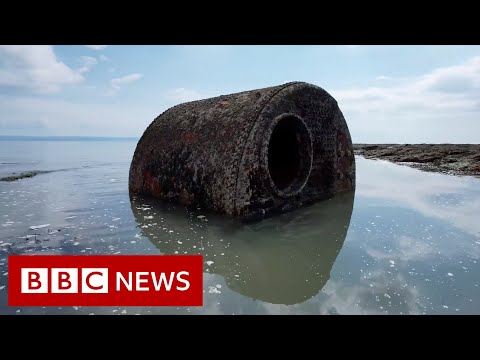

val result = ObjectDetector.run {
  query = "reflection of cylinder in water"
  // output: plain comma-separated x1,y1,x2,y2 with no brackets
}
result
129,190,355,305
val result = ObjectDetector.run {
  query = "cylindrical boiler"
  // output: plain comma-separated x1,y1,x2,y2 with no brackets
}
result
129,81,355,220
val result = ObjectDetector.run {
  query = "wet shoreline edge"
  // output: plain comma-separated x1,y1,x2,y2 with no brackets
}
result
354,144,480,177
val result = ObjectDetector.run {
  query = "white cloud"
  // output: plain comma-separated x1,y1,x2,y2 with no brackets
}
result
165,88,209,104
375,75,392,81
0,95,158,137
107,73,144,96
417,56,480,93
99,54,109,62
318,271,425,314
257,269,425,314
77,56,98,74
2,51,480,143
0,45,84,94
85,45,108,50
111,73,143,87
330,56,480,143
365,236,434,262
356,157,480,238
0,86,209,138
345,45,361,48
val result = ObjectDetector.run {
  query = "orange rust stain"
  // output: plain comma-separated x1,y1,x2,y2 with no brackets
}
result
143,170,162,197
179,188,193,206
182,132,198,144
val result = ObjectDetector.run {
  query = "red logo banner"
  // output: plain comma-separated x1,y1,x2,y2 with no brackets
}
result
8,255,203,306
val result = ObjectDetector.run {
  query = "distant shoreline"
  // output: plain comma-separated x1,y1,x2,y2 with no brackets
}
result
0,136,139,142
0,136,477,145
354,144,480,177
1,137,479,178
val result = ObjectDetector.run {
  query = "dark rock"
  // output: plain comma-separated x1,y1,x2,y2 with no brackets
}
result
0,170,53,182
354,144,480,177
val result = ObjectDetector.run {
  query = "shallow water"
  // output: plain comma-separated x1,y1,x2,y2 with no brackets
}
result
1,140,479,315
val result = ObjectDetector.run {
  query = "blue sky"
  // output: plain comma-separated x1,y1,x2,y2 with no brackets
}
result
1,45,480,143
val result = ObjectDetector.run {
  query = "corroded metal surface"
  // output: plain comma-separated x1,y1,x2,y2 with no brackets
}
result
129,81,355,220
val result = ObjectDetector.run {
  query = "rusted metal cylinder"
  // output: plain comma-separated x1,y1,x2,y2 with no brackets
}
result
129,81,355,220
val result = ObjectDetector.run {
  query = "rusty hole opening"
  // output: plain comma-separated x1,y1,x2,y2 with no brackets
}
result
268,115,312,195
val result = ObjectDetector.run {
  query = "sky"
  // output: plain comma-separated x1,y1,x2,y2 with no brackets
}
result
0,45,480,143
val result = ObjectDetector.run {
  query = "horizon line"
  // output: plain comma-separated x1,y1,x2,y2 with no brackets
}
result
0,135,477,145
0,135,140,141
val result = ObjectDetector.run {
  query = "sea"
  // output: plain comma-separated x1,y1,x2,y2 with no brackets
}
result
0,138,479,315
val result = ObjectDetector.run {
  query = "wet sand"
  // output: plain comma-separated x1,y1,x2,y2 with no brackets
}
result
354,144,480,177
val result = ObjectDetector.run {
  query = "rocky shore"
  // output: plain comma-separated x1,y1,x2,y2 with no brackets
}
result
0,170,53,182
354,144,480,177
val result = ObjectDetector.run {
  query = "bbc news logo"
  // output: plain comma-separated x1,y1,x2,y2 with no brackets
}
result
8,255,203,306
21,268,190,293
21,267,109,293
